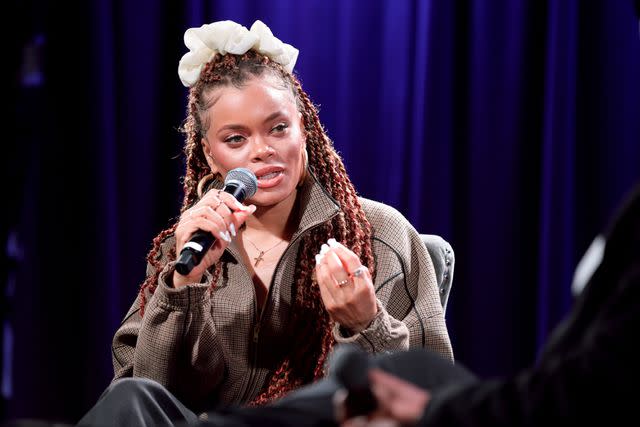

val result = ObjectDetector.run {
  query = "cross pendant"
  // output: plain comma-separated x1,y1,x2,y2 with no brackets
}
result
253,251,265,267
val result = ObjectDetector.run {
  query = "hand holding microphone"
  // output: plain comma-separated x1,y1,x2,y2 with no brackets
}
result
174,168,258,285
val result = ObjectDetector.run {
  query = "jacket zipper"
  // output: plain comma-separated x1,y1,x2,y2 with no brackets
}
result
238,263,277,402
237,221,333,402
238,293,270,400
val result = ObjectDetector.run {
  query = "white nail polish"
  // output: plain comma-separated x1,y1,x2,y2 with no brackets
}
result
327,238,338,247
229,223,236,237
315,254,324,265
320,244,329,255
221,231,231,242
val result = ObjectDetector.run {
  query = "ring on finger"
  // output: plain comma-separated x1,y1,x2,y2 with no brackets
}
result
349,266,367,279
212,199,223,210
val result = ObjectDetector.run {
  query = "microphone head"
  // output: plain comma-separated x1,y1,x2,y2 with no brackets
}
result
224,168,258,200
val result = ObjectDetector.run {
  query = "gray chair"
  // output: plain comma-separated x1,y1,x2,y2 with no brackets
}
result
420,234,455,313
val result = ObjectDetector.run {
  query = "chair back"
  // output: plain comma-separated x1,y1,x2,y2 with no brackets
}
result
420,234,455,312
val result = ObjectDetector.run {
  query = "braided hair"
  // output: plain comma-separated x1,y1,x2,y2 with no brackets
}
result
138,50,374,404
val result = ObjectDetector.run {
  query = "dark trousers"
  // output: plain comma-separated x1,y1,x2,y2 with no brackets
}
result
77,348,476,427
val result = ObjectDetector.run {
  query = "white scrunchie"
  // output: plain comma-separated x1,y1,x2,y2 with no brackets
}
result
178,20,299,87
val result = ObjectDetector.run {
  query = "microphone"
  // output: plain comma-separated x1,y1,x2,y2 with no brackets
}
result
330,344,378,419
175,167,258,276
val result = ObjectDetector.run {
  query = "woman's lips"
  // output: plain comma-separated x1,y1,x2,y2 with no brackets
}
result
256,169,284,188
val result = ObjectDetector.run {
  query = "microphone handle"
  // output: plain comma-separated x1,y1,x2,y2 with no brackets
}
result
175,231,215,275
175,182,246,276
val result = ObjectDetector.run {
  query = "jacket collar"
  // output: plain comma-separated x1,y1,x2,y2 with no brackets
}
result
291,172,341,241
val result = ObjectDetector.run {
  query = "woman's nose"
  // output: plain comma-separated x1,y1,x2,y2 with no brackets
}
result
252,136,275,159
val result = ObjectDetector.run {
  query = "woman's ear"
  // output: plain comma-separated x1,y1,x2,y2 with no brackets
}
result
201,140,219,174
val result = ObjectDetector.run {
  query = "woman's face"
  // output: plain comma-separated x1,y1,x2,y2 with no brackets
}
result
201,75,305,207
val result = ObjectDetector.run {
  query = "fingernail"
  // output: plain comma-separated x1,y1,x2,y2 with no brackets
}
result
327,238,338,248
247,204,256,214
315,254,324,265
220,231,231,242
320,244,329,255
237,203,253,212
228,223,236,237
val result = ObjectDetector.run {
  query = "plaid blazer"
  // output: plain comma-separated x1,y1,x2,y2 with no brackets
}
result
111,176,453,411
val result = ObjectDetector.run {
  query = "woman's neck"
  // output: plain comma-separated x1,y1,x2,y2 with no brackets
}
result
244,190,299,239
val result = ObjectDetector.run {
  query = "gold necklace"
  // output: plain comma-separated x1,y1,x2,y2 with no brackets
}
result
244,236,286,267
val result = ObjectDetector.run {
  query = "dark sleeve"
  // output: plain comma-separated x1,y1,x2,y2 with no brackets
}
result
418,268,640,426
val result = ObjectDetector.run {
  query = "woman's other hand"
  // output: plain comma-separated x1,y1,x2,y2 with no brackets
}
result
315,238,378,333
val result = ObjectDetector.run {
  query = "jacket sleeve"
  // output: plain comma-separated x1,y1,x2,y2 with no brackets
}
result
111,255,226,410
333,202,454,361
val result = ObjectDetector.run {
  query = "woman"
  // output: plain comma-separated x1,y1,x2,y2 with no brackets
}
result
110,19,452,416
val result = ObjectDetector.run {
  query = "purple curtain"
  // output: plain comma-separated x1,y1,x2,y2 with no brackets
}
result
4,0,640,423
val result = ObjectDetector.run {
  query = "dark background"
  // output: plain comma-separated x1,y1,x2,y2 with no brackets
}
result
3,0,640,424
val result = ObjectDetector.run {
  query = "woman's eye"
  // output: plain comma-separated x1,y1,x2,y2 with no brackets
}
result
224,135,245,144
271,123,288,133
